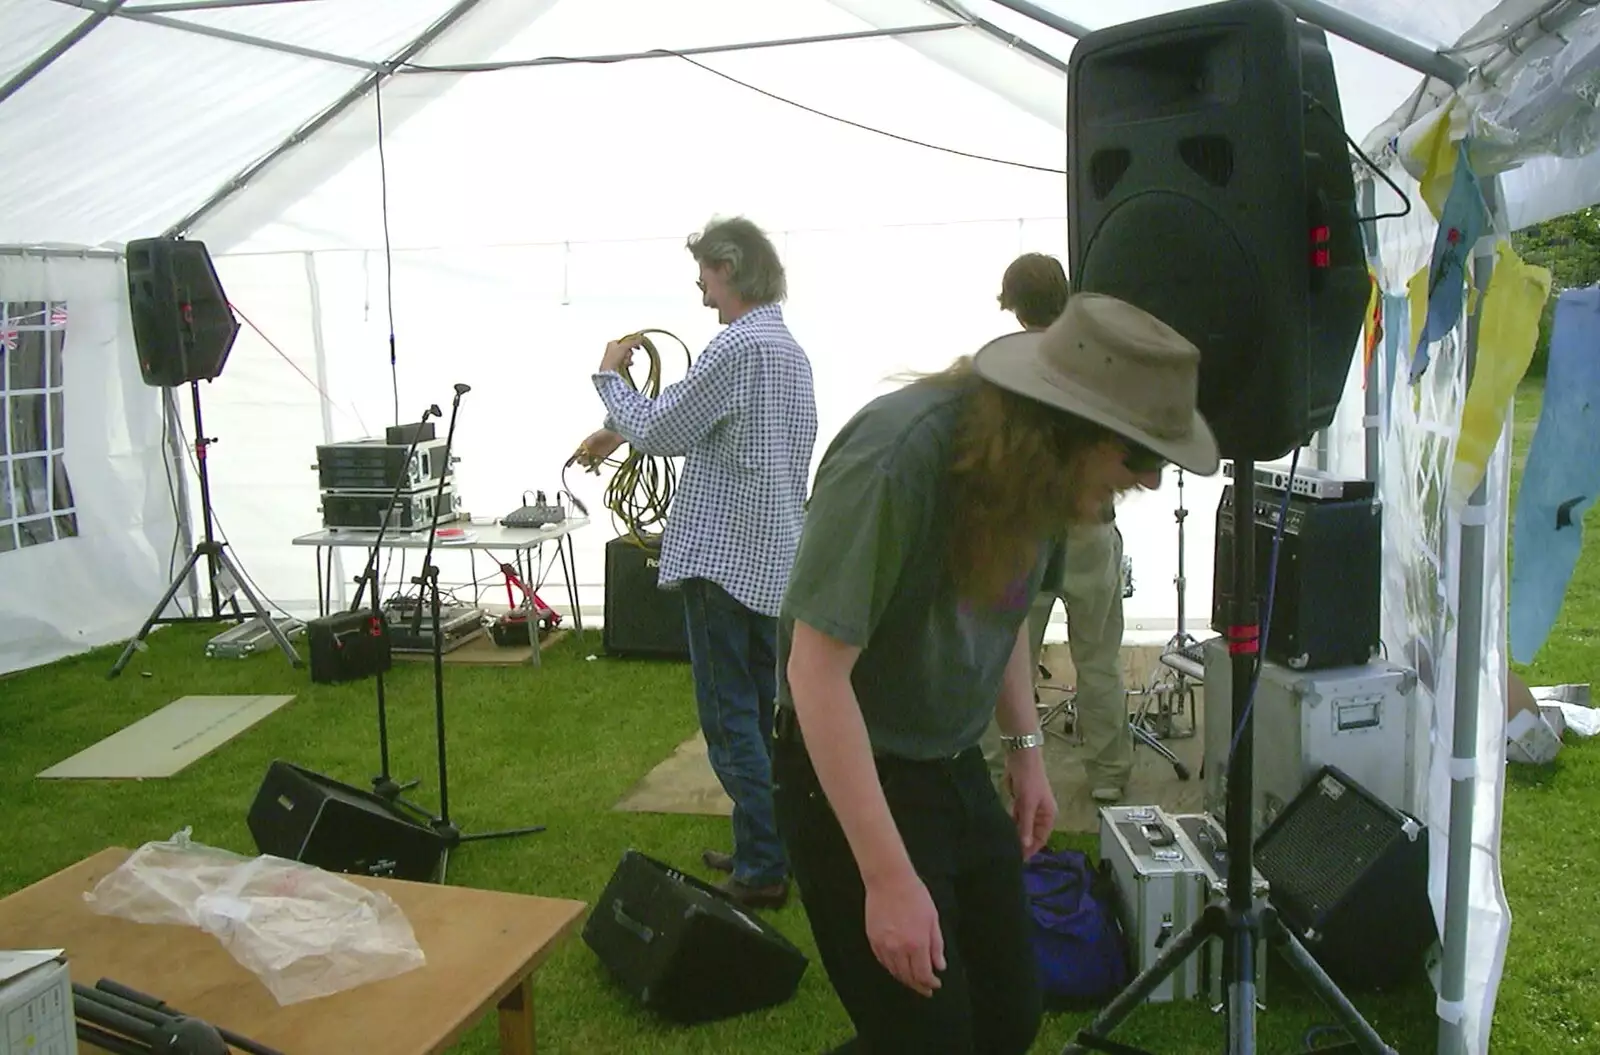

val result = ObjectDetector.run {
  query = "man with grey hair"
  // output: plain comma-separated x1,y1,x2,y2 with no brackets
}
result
574,216,818,909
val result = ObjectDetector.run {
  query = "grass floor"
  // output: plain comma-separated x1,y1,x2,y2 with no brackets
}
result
1,380,1594,1054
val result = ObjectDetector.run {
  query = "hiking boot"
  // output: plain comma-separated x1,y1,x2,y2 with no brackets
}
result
702,849,735,873
717,876,789,910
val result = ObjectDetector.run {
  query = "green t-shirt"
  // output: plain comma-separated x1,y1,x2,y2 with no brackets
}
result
777,377,1050,761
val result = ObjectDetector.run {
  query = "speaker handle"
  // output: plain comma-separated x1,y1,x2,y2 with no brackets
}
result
611,899,656,944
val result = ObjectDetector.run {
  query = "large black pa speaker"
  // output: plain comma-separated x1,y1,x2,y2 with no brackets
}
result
603,536,690,660
1066,0,1369,460
583,849,807,1022
247,760,445,882
126,237,240,388
1211,483,1380,669
1254,765,1435,990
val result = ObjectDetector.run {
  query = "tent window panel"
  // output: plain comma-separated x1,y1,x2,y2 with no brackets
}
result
1,300,77,552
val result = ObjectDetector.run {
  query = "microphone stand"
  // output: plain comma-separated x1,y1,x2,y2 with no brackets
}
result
412,383,546,881
347,403,441,809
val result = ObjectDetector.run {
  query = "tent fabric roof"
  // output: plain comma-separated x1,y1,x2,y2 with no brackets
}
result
0,0,1539,251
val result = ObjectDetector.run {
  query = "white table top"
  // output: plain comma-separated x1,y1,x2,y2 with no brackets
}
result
292,515,589,550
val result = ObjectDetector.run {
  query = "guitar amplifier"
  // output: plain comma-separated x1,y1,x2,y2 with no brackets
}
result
603,536,690,660
1253,766,1435,991
582,849,807,1022
306,609,392,684
247,760,445,882
1212,482,1381,671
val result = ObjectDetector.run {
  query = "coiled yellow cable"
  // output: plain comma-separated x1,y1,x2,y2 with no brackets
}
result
601,329,693,546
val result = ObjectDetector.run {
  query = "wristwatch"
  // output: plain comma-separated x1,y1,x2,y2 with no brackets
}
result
1000,731,1045,752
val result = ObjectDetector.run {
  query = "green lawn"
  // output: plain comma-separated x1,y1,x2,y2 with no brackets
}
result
1,380,1593,1053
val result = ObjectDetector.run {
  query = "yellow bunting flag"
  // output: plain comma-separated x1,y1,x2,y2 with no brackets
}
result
1449,240,1553,506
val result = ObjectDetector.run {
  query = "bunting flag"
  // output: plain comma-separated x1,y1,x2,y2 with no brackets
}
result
1510,286,1600,663
1448,240,1552,506
1361,265,1382,385
1411,139,1487,384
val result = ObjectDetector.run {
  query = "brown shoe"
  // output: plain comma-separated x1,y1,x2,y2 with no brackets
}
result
701,849,735,874
717,876,789,910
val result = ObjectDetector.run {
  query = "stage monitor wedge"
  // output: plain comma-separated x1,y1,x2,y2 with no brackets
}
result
127,236,240,388
1066,0,1369,461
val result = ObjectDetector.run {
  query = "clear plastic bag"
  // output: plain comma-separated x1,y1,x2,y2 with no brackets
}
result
84,828,425,1005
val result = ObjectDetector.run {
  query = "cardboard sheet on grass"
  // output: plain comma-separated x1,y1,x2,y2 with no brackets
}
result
613,644,1205,833
37,695,295,780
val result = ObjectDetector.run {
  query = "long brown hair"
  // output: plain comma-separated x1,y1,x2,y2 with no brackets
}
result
915,358,1113,604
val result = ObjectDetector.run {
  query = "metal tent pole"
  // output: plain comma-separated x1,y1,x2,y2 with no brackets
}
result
1436,174,1501,1055
1360,176,1382,483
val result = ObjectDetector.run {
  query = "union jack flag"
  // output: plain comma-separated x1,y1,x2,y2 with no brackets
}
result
49,303,67,327
1,315,16,353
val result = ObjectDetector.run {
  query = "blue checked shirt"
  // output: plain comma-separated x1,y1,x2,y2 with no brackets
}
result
593,304,817,617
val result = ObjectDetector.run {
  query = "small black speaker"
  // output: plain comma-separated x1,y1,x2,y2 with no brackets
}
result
247,760,445,882
1254,766,1435,990
583,849,807,1022
1066,0,1369,460
126,236,240,388
603,536,690,660
1212,483,1381,669
306,609,393,684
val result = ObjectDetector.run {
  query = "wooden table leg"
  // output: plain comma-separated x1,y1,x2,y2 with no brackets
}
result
497,975,537,1055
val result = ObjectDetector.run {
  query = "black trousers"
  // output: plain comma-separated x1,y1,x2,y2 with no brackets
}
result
773,719,1042,1054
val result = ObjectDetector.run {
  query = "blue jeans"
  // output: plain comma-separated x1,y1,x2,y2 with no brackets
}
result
682,577,787,886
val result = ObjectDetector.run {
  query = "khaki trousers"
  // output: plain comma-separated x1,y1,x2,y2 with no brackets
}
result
983,521,1131,793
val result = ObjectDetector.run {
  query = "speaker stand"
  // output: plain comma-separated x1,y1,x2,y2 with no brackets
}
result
110,380,302,678
1062,459,1395,1055
403,384,545,882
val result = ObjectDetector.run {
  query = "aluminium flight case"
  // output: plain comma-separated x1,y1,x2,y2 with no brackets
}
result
1097,805,1206,1003
1169,812,1271,1007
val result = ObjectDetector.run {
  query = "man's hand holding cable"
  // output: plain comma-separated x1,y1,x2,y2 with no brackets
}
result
570,428,623,472
600,334,645,375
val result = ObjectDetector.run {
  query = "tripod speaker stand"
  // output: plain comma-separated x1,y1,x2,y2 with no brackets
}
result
1061,2,1392,1051
110,237,301,678
389,382,545,880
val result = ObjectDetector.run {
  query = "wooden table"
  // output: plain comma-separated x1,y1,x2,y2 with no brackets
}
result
0,848,587,1054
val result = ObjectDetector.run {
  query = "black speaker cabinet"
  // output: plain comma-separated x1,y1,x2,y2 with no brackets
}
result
1066,0,1369,459
1212,483,1380,670
1254,765,1434,990
603,536,690,660
583,849,807,1023
306,609,392,684
126,237,240,388
247,761,444,882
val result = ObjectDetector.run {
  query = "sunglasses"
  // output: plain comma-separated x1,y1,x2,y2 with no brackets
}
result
1123,443,1168,474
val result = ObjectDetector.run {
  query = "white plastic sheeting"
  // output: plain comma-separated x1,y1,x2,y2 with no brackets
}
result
0,251,178,675
1363,162,1515,1055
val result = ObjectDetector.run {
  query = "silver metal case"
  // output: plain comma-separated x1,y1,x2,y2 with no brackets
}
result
1168,812,1270,1006
1203,639,1418,837
206,616,306,659
1097,805,1205,1003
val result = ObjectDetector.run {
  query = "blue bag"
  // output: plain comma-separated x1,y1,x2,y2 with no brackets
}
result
1022,846,1131,1009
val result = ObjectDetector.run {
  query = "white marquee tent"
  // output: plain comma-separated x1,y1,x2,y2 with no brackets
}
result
3,1,1598,1053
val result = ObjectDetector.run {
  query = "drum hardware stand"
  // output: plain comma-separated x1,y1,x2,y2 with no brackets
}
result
110,378,302,678
347,403,443,811
1063,457,1396,1055
1136,467,1201,739
395,382,546,881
